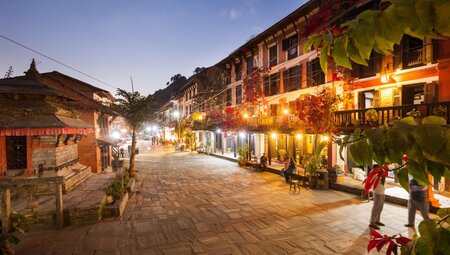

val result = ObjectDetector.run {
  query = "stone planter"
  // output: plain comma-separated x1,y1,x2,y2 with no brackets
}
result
126,177,136,193
102,192,129,218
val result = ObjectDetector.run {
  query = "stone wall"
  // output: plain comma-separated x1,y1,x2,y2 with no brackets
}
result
32,143,78,170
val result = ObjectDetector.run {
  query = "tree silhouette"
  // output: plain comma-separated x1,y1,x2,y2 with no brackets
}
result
193,67,205,74
3,66,13,78
109,88,157,177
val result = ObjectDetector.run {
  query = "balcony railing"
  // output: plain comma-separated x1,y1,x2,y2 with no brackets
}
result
334,101,450,129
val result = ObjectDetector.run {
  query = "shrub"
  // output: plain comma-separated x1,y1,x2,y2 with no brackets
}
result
106,179,125,201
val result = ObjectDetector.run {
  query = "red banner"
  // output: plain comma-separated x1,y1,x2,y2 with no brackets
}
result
0,127,94,136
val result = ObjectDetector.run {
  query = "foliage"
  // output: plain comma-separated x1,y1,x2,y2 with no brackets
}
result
110,88,157,177
277,149,287,157
106,179,126,202
222,106,247,132
191,111,205,123
368,209,450,255
243,68,262,104
305,0,450,73
237,144,249,165
0,212,37,255
302,141,327,175
365,109,379,126
337,115,450,192
296,88,340,134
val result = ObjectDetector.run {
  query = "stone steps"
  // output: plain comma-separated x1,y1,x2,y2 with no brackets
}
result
63,166,93,192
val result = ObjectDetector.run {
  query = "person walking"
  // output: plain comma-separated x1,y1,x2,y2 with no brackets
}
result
405,178,429,228
369,165,385,230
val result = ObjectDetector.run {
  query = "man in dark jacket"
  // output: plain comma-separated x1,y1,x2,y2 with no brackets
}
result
405,179,429,228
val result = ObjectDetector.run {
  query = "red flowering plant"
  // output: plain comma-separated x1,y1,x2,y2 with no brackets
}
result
337,115,450,254
221,106,247,132
243,68,263,104
296,87,340,135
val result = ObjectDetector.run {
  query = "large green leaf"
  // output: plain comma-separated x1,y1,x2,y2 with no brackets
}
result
405,160,429,186
412,125,446,157
415,237,433,255
426,160,445,180
332,36,352,69
346,39,368,66
377,5,405,44
415,0,436,35
434,0,450,36
351,23,375,60
349,139,373,167
365,128,387,165
303,34,317,54
397,168,410,192
436,228,450,254
418,219,438,244
319,44,329,74
386,126,409,164
356,10,382,22
421,115,447,125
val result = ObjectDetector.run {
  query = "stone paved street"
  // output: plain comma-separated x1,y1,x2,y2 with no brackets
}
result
15,145,424,255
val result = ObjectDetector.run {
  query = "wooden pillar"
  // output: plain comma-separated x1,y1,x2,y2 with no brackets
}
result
268,134,271,165
55,184,64,230
26,136,33,176
293,137,296,164
0,136,6,177
1,189,11,233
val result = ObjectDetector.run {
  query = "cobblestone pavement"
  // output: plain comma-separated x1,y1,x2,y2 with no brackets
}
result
16,145,424,255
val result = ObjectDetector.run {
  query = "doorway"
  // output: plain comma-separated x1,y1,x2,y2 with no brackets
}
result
358,90,375,109
6,136,27,170
402,83,425,105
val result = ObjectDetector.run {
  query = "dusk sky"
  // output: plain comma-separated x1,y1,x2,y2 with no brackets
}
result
0,0,307,95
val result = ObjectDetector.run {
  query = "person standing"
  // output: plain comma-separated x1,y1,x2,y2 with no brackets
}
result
369,165,385,230
405,178,429,228
284,157,296,183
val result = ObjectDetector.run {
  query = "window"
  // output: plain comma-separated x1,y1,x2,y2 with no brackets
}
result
235,63,241,81
226,88,232,106
282,34,298,60
246,56,254,75
270,104,279,116
307,58,325,87
263,73,280,96
236,85,242,105
283,65,302,92
6,136,27,169
225,68,231,84
269,45,278,68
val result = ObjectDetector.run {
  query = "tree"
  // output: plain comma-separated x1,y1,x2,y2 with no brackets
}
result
305,0,450,73
3,66,13,78
193,67,205,74
110,88,156,177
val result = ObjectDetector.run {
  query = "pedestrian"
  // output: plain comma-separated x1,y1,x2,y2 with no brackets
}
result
369,164,385,230
283,157,296,183
259,153,268,172
405,178,429,228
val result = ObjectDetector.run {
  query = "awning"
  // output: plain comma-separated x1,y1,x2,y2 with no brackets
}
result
97,137,120,146
0,127,94,136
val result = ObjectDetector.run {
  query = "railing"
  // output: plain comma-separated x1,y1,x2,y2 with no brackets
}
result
404,46,425,68
334,101,450,129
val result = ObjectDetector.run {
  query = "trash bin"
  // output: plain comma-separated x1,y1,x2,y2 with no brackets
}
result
317,169,329,190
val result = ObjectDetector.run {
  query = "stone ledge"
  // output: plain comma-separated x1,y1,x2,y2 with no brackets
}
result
102,192,129,218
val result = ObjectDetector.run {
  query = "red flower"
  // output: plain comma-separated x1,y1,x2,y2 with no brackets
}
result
368,230,411,255
362,166,389,194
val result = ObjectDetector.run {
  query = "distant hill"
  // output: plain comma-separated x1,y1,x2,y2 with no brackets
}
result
151,76,188,107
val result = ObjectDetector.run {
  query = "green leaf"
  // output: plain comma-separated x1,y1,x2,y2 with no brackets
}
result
313,36,323,52
319,44,329,74
365,128,386,165
418,219,438,242
303,34,317,54
349,139,373,167
351,23,375,60
405,160,429,186
436,228,450,253
434,0,450,36
332,36,352,69
377,5,405,44
426,160,445,180
386,126,409,164
415,236,434,255
397,168,410,192
437,208,450,219
415,0,436,35
346,39,368,66
412,125,446,157
421,115,447,125
356,10,382,22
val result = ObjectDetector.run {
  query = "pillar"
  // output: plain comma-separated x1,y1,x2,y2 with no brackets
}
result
25,136,34,176
0,136,6,177
55,184,64,230
1,189,11,233
268,134,271,165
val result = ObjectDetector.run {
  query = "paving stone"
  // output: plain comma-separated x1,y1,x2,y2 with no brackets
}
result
15,145,432,255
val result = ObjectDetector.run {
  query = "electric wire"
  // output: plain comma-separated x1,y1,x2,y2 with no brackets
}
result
0,34,119,90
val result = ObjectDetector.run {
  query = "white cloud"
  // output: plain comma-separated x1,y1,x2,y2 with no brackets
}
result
229,9,241,20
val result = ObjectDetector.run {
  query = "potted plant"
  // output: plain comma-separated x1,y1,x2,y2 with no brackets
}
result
277,149,287,162
365,109,378,126
237,144,249,166
303,141,327,188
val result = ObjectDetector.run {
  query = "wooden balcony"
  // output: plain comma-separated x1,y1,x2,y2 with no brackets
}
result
334,101,450,131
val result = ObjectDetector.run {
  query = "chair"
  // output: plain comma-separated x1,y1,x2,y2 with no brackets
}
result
290,180,300,192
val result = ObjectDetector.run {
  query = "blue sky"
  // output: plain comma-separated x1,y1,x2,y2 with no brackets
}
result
0,0,307,95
